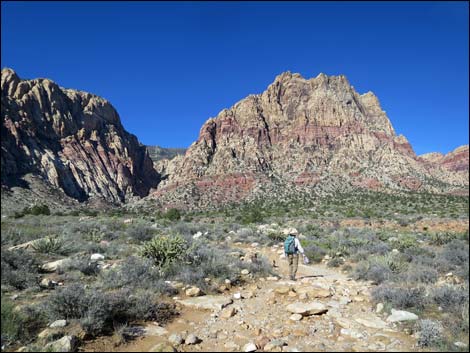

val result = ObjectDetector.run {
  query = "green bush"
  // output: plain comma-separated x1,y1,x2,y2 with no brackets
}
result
31,236,66,254
1,299,46,346
1,298,22,344
45,284,176,336
1,249,40,290
26,204,51,216
140,235,188,269
162,208,181,221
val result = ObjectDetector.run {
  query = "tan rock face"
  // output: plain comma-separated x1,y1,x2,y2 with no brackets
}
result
149,72,468,209
1,68,159,203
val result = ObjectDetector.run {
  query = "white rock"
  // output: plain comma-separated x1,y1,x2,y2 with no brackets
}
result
90,253,105,261
290,313,303,321
243,342,257,352
193,231,203,239
241,269,250,275
386,309,418,322
376,303,384,313
49,319,67,328
45,336,78,352
168,333,184,346
41,259,69,272
185,287,202,297
454,342,468,348
233,293,242,300
185,333,200,345
355,316,388,329
286,302,328,316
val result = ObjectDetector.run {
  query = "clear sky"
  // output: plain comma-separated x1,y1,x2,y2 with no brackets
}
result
1,1,468,155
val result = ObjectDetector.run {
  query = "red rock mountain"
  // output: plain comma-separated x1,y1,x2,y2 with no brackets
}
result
150,72,468,208
1,68,159,203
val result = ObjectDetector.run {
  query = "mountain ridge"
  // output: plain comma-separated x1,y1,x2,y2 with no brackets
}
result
1,68,467,209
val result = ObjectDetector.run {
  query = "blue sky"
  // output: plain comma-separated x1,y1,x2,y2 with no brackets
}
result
1,1,468,155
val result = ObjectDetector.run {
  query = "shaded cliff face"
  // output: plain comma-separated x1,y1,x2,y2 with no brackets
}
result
1,68,160,203
150,72,467,208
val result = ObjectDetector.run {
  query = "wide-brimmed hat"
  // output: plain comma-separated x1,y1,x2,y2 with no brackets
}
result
283,227,299,236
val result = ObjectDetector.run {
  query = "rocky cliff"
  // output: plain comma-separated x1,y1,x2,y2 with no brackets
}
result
148,72,468,208
1,68,159,204
420,145,469,173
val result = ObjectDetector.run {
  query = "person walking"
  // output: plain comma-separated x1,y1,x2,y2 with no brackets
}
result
283,228,305,281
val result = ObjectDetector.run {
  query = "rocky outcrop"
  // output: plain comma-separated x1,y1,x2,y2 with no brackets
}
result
1,68,159,203
420,145,469,173
148,72,467,209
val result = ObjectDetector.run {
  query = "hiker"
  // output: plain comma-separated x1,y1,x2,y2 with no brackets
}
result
284,228,305,281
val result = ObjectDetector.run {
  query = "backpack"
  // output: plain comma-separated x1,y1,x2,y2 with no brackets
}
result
284,235,296,254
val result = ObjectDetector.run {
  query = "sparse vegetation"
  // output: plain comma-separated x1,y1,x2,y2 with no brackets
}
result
0,191,467,351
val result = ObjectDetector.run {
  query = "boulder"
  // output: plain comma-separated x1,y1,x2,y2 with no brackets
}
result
44,335,78,352
49,320,67,328
386,309,418,322
243,342,258,352
168,333,184,346
41,259,69,272
355,316,388,329
220,307,237,319
185,286,202,297
90,253,105,261
185,333,200,345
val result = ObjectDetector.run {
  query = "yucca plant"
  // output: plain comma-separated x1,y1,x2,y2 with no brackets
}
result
139,235,188,269
372,253,408,274
31,236,65,254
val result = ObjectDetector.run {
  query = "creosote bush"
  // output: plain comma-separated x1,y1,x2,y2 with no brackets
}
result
45,284,176,336
1,249,39,290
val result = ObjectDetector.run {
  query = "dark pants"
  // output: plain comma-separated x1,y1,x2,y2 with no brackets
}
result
287,254,299,280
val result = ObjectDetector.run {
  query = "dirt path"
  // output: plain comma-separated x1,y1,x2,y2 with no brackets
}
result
82,244,419,352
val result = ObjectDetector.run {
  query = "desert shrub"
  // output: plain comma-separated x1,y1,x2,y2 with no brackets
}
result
441,240,469,269
31,236,67,254
26,204,51,216
363,242,390,255
431,285,469,314
266,231,285,243
416,319,444,347
233,228,256,243
327,257,344,268
1,297,22,344
62,257,100,276
46,284,176,336
162,208,181,221
172,243,239,285
99,256,176,295
390,234,418,251
428,232,458,246
1,249,39,290
401,265,438,284
303,243,326,263
355,253,408,283
140,235,188,269
372,284,427,309
241,255,275,277
240,207,263,224
0,301,46,346
354,261,393,284
127,224,155,243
